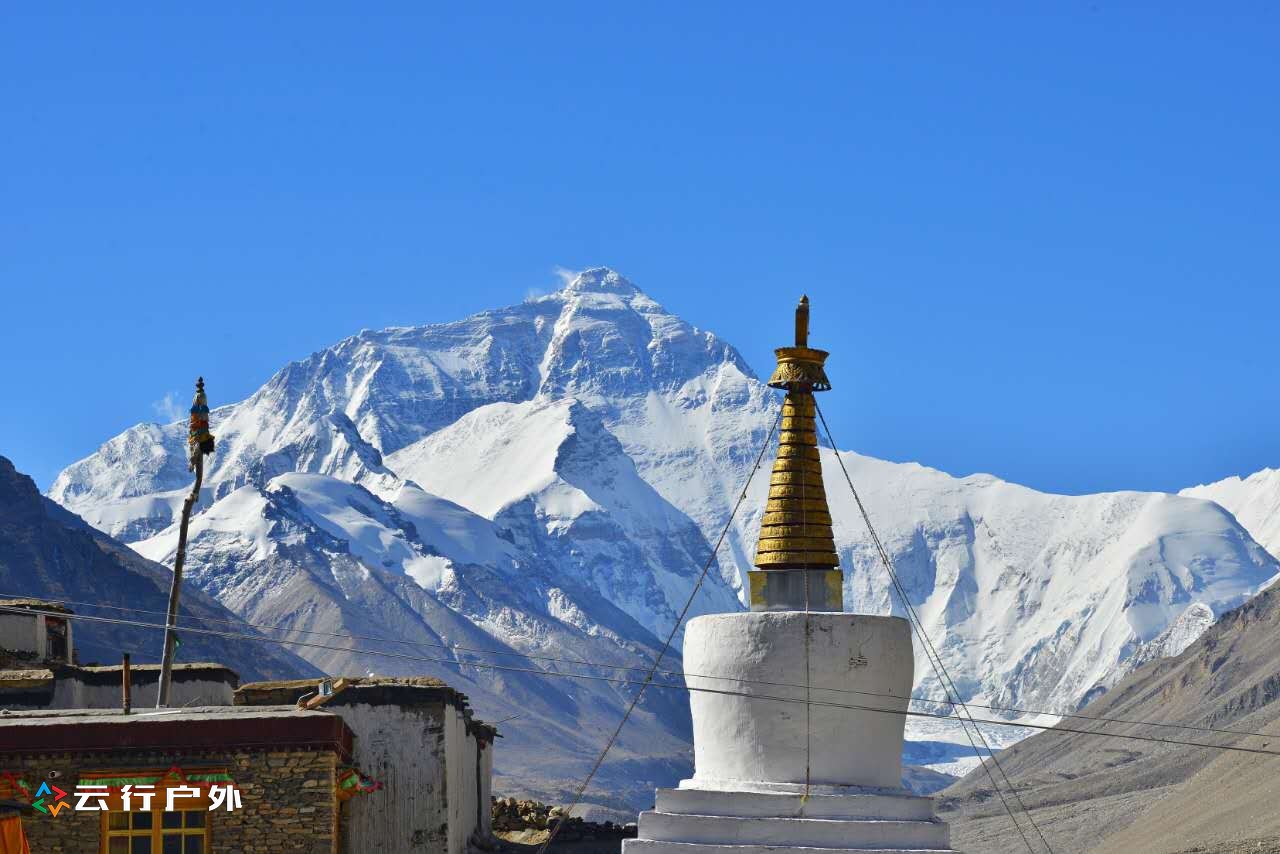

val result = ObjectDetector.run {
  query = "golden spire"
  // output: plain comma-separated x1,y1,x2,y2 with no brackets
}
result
749,296,843,612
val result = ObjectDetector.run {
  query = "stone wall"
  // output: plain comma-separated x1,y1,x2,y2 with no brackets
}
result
236,678,498,853
3,746,339,853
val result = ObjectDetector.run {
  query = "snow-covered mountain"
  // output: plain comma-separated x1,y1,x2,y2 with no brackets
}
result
812,454,1274,711
48,267,1280,805
126,471,697,811
385,397,742,639
1181,468,1280,561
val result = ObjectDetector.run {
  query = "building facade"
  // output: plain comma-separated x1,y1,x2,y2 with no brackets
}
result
237,677,496,854
0,599,74,666
0,601,499,853
0,706,355,853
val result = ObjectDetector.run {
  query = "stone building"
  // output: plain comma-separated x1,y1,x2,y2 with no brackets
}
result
0,661,238,710
0,599,238,709
237,676,496,854
0,600,499,852
0,705,356,853
0,599,75,665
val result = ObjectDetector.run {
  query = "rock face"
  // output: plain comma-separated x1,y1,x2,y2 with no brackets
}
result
941,582,1280,853
43,267,1280,803
0,454,312,679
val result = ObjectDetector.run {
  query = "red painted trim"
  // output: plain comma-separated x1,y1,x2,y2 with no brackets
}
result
0,716,354,762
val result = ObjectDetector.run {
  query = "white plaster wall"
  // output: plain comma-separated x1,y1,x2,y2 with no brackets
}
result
683,612,913,790
446,706,466,854
34,616,48,660
49,676,81,709
444,705,489,854
477,740,493,840
40,674,233,711
338,701,449,853
447,706,491,854
89,678,233,709
0,612,40,657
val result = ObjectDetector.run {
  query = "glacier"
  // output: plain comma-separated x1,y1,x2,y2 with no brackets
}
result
1181,467,1280,562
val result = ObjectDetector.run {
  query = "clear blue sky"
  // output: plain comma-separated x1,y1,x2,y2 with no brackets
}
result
2,4,1276,496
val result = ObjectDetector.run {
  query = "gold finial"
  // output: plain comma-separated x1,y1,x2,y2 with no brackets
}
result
795,295,809,347
767,295,831,392
750,296,843,612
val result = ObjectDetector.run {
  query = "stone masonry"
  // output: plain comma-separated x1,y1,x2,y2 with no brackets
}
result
7,746,341,853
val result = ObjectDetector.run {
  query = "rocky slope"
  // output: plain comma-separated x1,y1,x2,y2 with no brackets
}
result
0,455,312,678
45,267,1280,802
941,582,1280,853
129,470,699,813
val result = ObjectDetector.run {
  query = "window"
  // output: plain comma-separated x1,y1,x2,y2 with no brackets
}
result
45,615,69,662
101,809,208,854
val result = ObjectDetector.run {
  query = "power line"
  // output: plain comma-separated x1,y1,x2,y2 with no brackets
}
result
533,406,782,852
0,592,631,672
816,401,1053,854
815,399,1036,850
19,590,1272,742
6,601,1280,760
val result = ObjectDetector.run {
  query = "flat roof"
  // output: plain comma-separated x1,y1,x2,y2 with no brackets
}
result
237,676,498,740
0,599,72,614
0,705,353,760
0,662,239,690
240,675,449,693
76,663,235,673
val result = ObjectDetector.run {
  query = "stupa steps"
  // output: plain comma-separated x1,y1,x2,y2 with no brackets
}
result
636,811,951,850
624,843,958,854
656,788,937,821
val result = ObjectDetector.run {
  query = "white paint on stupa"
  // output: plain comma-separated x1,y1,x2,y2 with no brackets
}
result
623,614,957,853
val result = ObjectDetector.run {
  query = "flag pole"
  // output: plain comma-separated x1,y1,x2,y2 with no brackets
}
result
157,377,214,708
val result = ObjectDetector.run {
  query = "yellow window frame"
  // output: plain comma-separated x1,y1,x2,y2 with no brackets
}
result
99,806,211,854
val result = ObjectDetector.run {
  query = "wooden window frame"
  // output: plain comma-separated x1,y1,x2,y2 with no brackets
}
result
99,806,212,853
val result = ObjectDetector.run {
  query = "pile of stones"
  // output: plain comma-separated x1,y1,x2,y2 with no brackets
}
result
490,797,637,843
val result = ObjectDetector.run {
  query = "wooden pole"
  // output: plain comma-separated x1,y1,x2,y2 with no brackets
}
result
122,652,132,714
156,448,203,708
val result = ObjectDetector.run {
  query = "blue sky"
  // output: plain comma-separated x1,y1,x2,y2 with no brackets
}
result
2,4,1276,495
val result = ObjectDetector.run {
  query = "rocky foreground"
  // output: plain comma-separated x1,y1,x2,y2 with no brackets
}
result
488,796,637,851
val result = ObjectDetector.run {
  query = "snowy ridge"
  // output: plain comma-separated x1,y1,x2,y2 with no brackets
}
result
810,454,1276,711
131,470,694,811
1181,468,1280,561
386,397,742,638
47,267,1280,801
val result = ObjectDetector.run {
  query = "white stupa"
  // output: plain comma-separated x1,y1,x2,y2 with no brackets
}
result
625,298,956,853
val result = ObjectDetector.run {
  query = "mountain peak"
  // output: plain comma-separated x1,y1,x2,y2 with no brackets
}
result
560,267,640,296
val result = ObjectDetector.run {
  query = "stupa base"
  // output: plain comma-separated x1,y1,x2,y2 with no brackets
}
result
624,612,956,851
623,783,954,852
